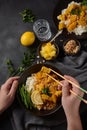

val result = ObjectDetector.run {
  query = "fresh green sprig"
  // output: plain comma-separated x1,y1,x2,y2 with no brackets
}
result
70,8,81,15
81,0,87,6
22,49,35,67
42,87,52,97
20,8,35,23
6,59,16,75
70,0,87,15
6,48,35,76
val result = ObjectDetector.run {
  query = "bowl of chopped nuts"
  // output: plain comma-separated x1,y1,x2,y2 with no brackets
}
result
63,39,81,56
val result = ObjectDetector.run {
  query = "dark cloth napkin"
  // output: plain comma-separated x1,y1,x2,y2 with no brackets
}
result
55,51,87,87
10,50,87,130
10,101,66,130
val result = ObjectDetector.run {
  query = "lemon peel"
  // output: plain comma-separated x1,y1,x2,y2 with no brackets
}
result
31,90,43,105
20,31,35,46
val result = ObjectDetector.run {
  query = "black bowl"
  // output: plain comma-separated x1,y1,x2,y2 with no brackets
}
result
18,63,62,116
53,0,87,40
38,41,59,61
63,38,81,56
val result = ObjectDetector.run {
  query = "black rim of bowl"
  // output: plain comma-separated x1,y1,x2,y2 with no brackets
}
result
18,63,62,116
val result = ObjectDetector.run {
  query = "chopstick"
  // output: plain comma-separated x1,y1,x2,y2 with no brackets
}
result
46,73,62,85
70,90,87,104
46,73,87,104
50,68,87,94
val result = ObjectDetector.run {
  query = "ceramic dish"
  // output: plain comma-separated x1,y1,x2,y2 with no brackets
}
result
18,63,62,116
53,0,87,39
38,41,59,61
63,38,81,56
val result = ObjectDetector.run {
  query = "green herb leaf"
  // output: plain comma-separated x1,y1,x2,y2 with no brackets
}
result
42,87,52,96
6,48,35,76
70,8,81,15
81,0,87,6
20,8,35,23
6,59,15,75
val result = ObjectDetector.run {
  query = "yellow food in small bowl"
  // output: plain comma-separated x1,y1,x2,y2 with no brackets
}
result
39,42,58,60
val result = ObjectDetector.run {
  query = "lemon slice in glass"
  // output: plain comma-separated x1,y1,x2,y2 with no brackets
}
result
31,90,43,105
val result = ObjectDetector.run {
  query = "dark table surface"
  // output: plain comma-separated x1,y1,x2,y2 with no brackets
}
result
0,0,87,130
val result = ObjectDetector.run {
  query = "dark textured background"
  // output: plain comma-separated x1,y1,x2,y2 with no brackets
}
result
0,0,58,85
0,0,59,130
0,0,87,130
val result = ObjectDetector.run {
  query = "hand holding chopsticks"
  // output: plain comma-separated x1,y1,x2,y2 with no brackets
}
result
50,68,87,94
46,67,83,130
61,75,83,130
46,68,86,104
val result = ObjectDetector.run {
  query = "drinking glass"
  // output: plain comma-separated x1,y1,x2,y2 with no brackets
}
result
33,19,52,41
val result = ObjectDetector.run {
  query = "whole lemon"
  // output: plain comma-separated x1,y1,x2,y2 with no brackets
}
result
20,31,35,46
